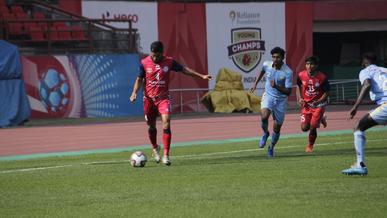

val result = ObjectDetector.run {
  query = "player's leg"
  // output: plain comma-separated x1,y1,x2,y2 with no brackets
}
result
300,107,312,132
321,113,327,128
259,93,272,148
158,99,172,166
267,121,282,157
354,112,380,164
144,98,161,163
302,111,313,152
342,113,377,175
342,103,387,175
260,108,271,148
305,107,324,153
267,98,286,157
305,128,317,153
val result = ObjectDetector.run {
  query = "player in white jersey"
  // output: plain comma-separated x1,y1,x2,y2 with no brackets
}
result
250,47,293,157
342,52,387,176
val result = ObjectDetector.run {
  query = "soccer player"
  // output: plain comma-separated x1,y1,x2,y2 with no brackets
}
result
129,41,212,166
296,56,330,153
342,52,387,176
250,47,293,157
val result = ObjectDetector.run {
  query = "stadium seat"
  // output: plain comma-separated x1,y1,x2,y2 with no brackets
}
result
1,12,13,20
15,12,31,35
2,13,23,35
8,22,23,35
32,12,48,30
15,12,28,20
56,25,72,41
28,25,45,41
71,26,86,40
32,12,45,19
47,26,60,41
10,5,24,14
0,6,9,14
53,21,66,28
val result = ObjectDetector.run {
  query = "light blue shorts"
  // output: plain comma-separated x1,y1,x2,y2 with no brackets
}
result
261,92,287,125
370,102,387,125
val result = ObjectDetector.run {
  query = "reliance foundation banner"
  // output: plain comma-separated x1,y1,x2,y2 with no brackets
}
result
206,2,285,95
81,1,158,54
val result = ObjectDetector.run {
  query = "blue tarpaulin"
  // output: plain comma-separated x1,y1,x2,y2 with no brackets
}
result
0,40,31,127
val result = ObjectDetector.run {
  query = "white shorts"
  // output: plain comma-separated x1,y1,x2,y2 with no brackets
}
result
261,92,287,125
370,103,387,125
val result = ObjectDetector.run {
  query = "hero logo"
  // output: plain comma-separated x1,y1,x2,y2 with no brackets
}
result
101,11,139,23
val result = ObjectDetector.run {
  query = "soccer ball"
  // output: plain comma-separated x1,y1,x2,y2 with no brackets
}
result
39,68,70,115
130,151,147,167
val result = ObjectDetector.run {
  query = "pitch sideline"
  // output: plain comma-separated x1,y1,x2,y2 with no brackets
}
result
0,137,385,174
1,127,386,162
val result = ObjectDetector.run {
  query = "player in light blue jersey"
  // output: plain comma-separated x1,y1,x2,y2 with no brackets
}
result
342,52,387,176
250,47,293,157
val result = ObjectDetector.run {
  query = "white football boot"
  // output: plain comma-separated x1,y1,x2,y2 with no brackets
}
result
152,145,161,163
162,155,171,166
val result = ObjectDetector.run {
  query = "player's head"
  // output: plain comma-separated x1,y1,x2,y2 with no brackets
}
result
305,56,319,75
271,47,285,64
362,52,377,68
150,41,164,63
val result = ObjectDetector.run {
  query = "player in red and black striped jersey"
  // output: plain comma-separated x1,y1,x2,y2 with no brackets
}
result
296,56,330,153
130,41,212,166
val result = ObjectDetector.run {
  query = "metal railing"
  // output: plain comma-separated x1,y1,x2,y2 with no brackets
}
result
328,79,363,104
170,88,210,113
169,80,365,114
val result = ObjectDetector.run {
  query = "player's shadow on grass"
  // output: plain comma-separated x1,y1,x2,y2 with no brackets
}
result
270,146,387,159
174,152,297,167
85,161,165,169
173,146,387,167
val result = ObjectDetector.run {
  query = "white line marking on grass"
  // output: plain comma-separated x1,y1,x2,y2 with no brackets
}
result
81,160,129,165
0,165,72,174
0,139,385,174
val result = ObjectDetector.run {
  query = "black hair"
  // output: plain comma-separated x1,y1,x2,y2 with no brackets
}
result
271,47,285,58
305,56,320,65
150,41,164,53
362,52,377,64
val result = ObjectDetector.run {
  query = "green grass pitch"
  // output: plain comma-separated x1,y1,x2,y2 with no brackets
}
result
1,129,386,217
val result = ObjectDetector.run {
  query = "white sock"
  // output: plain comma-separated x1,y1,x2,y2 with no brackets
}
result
354,130,366,167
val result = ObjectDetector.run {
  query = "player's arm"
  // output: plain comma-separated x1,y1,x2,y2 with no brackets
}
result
315,79,331,105
378,66,387,73
271,82,292,96
130,64,145,102
271,71,292,96
348,79,371,119
182,67,212,80
250,69,265,93
130,77,143,102
296,76,304,106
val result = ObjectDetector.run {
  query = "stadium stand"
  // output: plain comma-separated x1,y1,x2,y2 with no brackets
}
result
27,24,45,41
0,0,138,54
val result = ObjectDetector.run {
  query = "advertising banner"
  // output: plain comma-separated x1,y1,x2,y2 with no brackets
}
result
22,54,142,118
81,1,158,54
206,3,285,95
